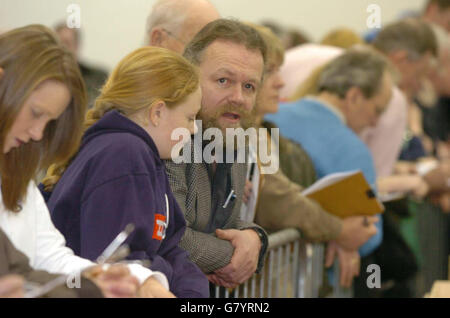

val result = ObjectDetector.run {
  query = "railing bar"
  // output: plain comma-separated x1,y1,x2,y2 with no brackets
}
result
251,273,256,298
284,244,290,298
215,285,220,298
276,247,282,297
292,240,299,298
268,250,274,298
306,243,314,298
260,262,266,298
243,278,248,298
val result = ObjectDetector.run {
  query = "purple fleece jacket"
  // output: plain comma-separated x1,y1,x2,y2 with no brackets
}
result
42,110,209,298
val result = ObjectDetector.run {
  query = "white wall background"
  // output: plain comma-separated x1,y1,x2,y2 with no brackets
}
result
0,0,427,72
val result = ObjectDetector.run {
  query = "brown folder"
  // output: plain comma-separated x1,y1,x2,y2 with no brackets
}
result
302,170,384,218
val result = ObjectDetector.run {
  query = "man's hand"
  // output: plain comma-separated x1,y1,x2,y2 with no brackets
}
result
325,241,360,288
212,229,261,288
0,275,24,298
85,264,140,298
138,277,176,298
439,193,450,212
431,192,450,213
409,175,430,199
336,216,378,251
207,273,230,287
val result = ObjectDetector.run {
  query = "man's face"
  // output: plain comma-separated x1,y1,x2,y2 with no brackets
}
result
255,62,285,117
436,9,450,33
398,52,434,100
429,48,450,96
346,71,394,133
426,4,450,33
197,40,264,134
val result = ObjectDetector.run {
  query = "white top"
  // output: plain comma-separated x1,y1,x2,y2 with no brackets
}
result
0,181,168,290
240,145,260,223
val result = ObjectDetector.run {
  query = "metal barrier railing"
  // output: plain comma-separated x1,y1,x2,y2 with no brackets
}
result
213,228,331,298
212,228,354,298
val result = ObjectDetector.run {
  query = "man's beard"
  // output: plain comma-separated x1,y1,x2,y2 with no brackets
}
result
198,104,257,131
197,104,257,151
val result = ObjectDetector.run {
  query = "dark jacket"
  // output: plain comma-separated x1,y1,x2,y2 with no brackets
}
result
42,110,209,298
262,120,317,188
0,228,102,298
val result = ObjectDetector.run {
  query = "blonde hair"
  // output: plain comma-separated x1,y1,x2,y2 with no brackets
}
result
320,27,364,49
290,62,329,101
43,46,199,191
0,25,86,212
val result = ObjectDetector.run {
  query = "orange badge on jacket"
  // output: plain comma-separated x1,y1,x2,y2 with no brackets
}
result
152,214,167,241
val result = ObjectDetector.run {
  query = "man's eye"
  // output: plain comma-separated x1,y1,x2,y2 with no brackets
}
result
244,83,255,91
218,78,228,85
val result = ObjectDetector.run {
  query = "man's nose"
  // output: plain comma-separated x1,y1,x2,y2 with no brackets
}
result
229,85,245,106
274,73,285,90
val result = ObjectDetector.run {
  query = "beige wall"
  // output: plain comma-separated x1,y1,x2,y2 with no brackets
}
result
0,0,427,71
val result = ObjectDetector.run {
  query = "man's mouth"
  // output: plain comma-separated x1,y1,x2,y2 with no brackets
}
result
221,112,241,123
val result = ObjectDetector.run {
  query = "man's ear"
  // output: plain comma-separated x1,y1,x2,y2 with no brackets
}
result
149,100,166,127
0,68,4,81
150,28,164,46
345,86,363,108
388,50,409,66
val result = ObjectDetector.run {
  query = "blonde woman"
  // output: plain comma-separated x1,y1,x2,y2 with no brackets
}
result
41,46,208,297
0,25,146,297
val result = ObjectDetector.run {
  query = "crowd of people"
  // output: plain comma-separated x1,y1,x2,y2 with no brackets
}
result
0,0,449,298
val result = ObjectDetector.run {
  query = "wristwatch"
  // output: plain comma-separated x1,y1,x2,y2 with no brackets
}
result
249,227,268,273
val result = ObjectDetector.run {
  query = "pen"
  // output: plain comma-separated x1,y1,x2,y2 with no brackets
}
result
24,275,68,298
223,189,235,209
96,223,135,264
249,162,256,182
24,228,135,298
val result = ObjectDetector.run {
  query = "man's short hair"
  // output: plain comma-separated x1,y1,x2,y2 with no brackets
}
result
317,48,390,99
146,0,188,38
183,19,267,66
373,18,438,59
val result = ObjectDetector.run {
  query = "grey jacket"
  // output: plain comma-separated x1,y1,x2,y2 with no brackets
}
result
164,142,268,274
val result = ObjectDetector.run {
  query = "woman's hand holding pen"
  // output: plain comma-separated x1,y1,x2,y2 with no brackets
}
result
84,264,140,298
0,275,24,298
